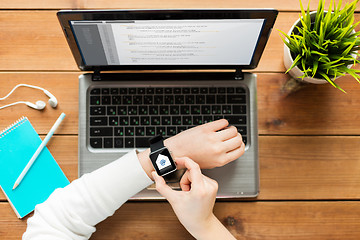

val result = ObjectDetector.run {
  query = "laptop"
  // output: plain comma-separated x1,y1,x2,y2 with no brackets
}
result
57,9,278,199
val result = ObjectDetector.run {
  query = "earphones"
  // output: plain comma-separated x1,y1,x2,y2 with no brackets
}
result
0,84,58,110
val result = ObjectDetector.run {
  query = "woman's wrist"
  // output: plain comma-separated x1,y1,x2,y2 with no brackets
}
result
189,214,235,240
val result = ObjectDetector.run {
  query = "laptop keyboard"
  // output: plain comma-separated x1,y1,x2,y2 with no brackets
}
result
89,86,248,149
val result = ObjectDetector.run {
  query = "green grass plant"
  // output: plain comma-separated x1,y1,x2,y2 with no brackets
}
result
279,0,360,92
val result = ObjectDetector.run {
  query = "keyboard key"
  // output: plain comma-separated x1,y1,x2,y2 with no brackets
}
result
138,88,146,94
118,106,127,115
104,138,113,148
193,116,203,125
102,88,110,95
101,96,111,105
201,105,211,114
107,106,117,115
130,116,140,125
175,95,184,104
114,127,124,136
135,127,145,136
156,127,166,136
90,96,100,105
170,105,179,115
90,138,102,148
182,116,192,125
191,105,201,115
182,88,190,94
236,87,246,93
110,88,119,94
155,88,163,94
119,116,129,125
203,115,213,123
222,105,232,114
90,117,107,126
139,106,148,115
109,116,119,126
209,87,217,93
236,126,247,135
164,88,172,94
180,105,190,115
123,95,132,105
196,95,206,104
146,127,156,136
200,87,208,94
161,116,172,125
128,106,138,115
90,88,100,95
125,138,134,148
159,106,169,115
149,106,159,115
146,88,155,94
211,106,222,115
218,87,226,93
216,95,226,104
174,88,181,94
164,95,174,104
112,96,121,105
206,95,216,104
154,95,164,104
242,136,247,145
227,87,235,93
114,138,123,148
133,95,142,104
125,127,135,136
119,88,127,94
141,116,150,125
177,126,187,133
129,88,136,94
135,137,149,148
233,105,246,114
151,116,161,125
191,87,199,94
185,95,194,104
90,127,113,136
227,95,246,104
144,95,153,104
167,127,177,136
172,116,182,125
224,115,247,125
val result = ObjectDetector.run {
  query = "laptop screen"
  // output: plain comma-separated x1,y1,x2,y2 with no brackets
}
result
70,19,265,66
58,9,278,71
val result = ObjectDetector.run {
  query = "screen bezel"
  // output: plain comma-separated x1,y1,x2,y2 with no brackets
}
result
57,9,278,71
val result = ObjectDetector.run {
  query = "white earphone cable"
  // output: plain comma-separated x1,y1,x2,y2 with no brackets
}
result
0,84,44,101
0,101,28,110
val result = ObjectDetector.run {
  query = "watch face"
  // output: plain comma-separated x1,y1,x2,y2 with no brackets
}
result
150,148,177,176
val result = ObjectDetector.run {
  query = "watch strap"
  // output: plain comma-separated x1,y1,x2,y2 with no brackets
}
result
149,135,165,152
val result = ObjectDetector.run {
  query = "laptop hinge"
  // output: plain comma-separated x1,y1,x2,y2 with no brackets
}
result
92,68,101,81
234,68,244,80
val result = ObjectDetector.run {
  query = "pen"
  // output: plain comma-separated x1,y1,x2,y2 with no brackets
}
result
12,112,66,190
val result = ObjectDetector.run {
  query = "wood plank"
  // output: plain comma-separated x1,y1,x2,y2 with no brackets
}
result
0,11,359,71
1,201,360,239
1,135,360,201
1,0,359,11
1,72,360,135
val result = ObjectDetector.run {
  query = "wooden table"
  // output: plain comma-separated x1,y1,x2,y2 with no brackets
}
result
1,1,360,239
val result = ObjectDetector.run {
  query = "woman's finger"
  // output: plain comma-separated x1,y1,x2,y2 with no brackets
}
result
216,125,239,141
152,172,176,202
222,133,243,152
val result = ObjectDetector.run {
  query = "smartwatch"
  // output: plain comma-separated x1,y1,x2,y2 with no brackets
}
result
149,135,177,176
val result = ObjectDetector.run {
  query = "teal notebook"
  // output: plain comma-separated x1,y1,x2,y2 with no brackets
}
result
0,117,70,218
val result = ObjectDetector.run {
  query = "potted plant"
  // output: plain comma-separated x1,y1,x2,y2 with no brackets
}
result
279,0,360,92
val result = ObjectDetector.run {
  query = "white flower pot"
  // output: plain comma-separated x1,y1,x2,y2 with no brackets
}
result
283,11,329,84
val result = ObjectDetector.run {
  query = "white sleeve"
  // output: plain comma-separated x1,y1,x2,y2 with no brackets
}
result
22,150,153,240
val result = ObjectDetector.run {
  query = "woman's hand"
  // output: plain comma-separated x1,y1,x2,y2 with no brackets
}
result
152,157,236,240
137,119,245,180
165,119,245,169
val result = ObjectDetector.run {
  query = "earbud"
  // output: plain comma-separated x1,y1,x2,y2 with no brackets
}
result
0,84,58,110
43,90,58,108
26,100,46,110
